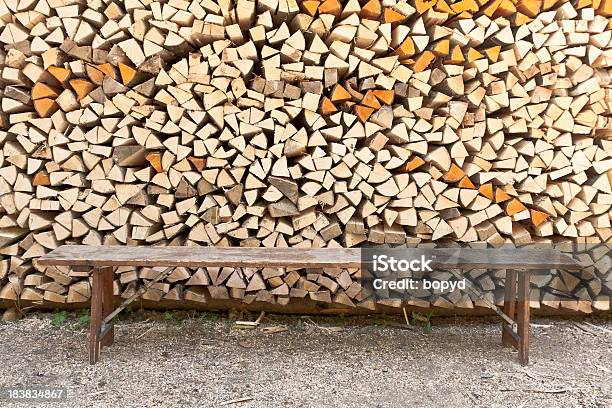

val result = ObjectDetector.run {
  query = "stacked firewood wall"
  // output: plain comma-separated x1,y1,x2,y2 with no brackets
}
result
0,0,610,312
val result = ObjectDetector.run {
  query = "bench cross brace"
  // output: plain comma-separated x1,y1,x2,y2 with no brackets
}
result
448,268,532,366
88,266,173,364
447,269,517,328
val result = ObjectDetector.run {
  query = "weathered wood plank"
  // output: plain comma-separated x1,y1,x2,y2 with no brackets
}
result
38,245,579,270
39,245,362,268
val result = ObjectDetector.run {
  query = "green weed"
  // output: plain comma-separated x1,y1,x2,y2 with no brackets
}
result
51,311,68,327
412,311,434,334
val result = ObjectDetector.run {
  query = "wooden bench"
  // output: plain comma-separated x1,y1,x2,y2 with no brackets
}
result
37,245,579,366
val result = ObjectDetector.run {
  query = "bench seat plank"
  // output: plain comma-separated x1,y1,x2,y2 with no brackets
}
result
37,245,579,270
37,245,362,268
406,248,580,270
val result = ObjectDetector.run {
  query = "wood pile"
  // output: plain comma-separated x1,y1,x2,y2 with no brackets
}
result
0,0,610,313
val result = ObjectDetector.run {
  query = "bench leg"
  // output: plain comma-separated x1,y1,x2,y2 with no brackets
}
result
101,267,115,347
501,269,517,347
517,271,531,366
89,268,103,364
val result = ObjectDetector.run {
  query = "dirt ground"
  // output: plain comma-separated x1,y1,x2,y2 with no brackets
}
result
0,310,610,408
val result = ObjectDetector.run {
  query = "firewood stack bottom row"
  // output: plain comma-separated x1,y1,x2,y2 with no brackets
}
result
0,0,611,313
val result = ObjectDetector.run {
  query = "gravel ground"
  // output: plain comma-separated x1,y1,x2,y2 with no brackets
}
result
0,310,610,408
